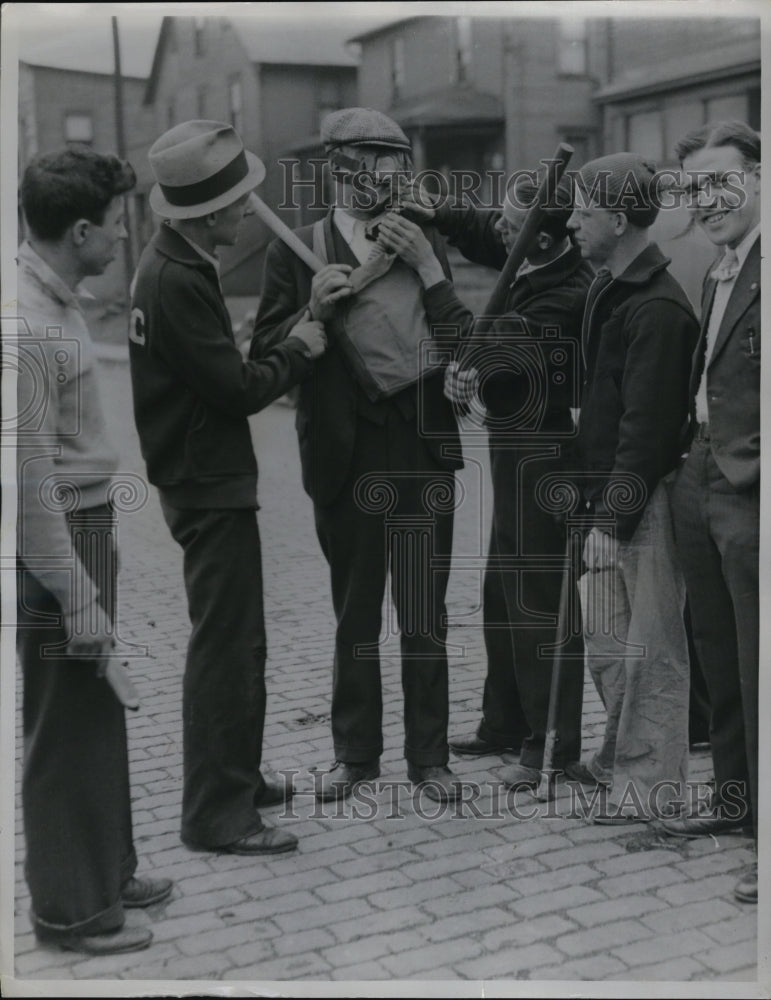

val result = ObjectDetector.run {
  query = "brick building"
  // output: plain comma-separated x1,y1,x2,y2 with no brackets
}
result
18,61,156,312
16,11,760,314
595,15,760,302
141,14,358,295
350,14,604,203
349,11,760,308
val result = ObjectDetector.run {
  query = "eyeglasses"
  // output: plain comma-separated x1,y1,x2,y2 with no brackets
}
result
330,149,411,184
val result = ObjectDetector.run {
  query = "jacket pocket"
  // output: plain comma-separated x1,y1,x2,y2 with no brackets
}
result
744,326,760,360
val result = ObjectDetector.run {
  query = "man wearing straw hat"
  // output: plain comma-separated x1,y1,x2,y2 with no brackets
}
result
252,108,464,803
129,120,326,855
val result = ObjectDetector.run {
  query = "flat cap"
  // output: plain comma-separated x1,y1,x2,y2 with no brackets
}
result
321,107,411,152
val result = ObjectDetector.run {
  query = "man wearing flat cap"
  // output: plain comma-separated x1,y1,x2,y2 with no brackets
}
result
129,121,326,855
252,107,465,802
565,153,699,821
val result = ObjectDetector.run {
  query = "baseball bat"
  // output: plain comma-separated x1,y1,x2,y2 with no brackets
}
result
535,532,576,802
249,192,326,273
456,142,574,370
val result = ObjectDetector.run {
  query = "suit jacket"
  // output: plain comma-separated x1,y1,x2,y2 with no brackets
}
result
689,237,760,490
251,212,463,507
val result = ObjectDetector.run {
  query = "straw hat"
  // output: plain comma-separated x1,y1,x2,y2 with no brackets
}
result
148,120,265,220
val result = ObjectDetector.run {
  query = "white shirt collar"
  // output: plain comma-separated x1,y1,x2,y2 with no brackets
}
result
732,223,760,269
516,239,572,278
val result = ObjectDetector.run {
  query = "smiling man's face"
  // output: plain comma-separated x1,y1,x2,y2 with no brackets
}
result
682,143,761,249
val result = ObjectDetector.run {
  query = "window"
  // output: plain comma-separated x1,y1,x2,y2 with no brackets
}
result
317,81,342,132
197,85,208,119
626,109,664,162
64,113,93,144
229,77,243,133
194,17,206,57
392,37,405,101
664,101,704,159
706,93,749,123
456,17,472,84
557,18,587,75
748,87,760,130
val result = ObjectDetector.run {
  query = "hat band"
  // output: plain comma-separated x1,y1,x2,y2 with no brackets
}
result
159,150,249,207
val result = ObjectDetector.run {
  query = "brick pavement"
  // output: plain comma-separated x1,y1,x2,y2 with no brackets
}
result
11,355,760,992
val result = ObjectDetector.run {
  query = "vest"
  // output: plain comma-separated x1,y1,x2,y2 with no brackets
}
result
313,217,442,401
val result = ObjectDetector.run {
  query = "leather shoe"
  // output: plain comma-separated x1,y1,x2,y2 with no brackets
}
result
564,761,610,788
221,826,298,855
255,772,294,806
449,733,521,757
48,926,153,955
314,760,380,801
121,875,173,908
658,812,748,839
734,862,758,904
500,764,541,790
408,764,461,802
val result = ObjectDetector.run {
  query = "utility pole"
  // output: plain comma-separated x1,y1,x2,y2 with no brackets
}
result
112,15,134,293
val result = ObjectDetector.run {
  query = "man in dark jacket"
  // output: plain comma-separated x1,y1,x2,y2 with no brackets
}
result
251,108,464,803
658,122,760,906
565,153,699,821
378,170,592,790
130,121,326,855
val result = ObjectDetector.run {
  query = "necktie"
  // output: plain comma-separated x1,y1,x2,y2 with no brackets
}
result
710,248,740,282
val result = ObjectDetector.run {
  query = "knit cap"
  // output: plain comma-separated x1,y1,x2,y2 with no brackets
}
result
573,153,660,228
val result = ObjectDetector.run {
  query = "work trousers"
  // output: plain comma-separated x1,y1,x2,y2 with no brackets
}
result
18,504,137,941
160,501,267,848
671,439,758,834
580,482,690,815
479,443,584,768
314,410,453,767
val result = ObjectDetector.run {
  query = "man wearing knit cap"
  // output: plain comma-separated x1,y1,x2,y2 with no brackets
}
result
565,153,699,821
252,108,465,802
377,168,592,789
130,121,326,855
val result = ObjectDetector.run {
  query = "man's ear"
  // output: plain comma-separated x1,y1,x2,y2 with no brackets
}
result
205,211,219,228
535,232,553,251
70,218,91,247
613,212,629,237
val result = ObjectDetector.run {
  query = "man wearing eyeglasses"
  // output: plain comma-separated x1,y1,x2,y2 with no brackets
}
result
658,122,760,906
252,108,465,803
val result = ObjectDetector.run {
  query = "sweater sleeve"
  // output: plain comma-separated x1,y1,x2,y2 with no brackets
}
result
16,335,100,616
152,263,313,418
432,199,508,270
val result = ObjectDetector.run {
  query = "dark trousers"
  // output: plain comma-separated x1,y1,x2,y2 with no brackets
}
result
686,602,711,744
160,502,267,848
478,444,584,768
671,439,759,833
18,504,137,940
314,411,453,767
